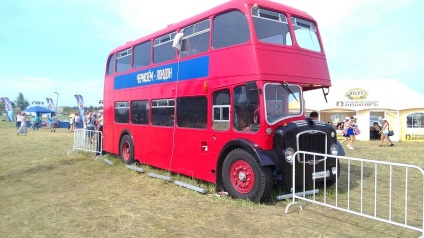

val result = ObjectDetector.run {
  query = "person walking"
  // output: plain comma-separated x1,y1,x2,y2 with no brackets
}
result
339,117,351,144
346,116,358,150
379,118,394,147
16,112,27,135
51,113,58,132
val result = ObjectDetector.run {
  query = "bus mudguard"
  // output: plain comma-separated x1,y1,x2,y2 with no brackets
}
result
219,139,279,167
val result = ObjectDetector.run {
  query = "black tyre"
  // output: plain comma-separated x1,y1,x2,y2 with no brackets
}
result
120,135,134,165
222,148,273,203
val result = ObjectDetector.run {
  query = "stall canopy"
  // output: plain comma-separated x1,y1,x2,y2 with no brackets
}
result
23,106,54,114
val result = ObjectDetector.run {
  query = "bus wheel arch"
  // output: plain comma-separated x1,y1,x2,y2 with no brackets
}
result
119,130,134,165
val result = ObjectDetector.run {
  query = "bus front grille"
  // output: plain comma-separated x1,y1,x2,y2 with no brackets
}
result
298,133,326,160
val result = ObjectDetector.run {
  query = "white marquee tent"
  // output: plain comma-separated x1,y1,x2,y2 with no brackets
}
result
304,79,424,142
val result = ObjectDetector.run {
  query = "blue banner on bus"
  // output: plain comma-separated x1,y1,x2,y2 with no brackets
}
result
114,56,209,90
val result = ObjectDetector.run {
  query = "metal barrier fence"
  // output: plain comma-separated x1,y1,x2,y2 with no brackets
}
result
68,129,103,158
285,151,424,236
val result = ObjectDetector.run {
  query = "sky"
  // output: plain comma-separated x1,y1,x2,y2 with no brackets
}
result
1,0,423,108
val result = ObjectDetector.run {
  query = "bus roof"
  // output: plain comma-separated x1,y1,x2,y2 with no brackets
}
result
109,0,315,54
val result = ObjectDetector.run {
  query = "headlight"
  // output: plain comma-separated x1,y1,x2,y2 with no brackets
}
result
284,148,295,164
330,144,338,156
331,166,338,175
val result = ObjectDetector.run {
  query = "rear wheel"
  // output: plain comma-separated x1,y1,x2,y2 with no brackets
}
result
222,148,273,203
120,135,134,165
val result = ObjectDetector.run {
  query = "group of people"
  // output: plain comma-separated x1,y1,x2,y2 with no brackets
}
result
16,112,58,135
15,110,101,135
310,112,394,150
69,111,103,132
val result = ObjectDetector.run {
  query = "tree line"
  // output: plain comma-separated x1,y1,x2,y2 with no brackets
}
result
0,92,103,117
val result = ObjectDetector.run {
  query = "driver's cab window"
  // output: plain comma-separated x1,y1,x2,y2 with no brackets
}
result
233,85,260,132
264,83,302,124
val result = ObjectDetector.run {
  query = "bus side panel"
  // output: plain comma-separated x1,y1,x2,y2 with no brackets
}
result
255,47,331,86
131,124,150,164
102,92,115,154
172,127,213,180
209,45,257,80
145,127,174,169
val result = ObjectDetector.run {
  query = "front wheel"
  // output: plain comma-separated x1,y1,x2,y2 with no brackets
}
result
120,135,134,165
222,149,273,203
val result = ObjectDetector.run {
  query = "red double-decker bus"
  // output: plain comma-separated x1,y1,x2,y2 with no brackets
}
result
103,0,341,202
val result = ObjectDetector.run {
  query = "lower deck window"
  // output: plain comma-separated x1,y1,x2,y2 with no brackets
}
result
115,101,129,123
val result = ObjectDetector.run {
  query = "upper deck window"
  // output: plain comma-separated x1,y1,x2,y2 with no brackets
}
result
133,41,151,68
212,10,250,49
107,54,116,75
180,20,210,57
291,17,321,52
154,32,177,64
252,8,292,46
116,48,132,73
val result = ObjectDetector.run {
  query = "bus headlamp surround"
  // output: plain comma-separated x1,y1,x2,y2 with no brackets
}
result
284,148,295,164
330,144,338,156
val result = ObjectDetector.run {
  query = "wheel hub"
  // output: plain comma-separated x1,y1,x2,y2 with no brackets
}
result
238,171,247,181
229,160,255,193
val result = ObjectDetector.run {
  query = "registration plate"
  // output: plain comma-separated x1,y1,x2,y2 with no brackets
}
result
312,171,330,180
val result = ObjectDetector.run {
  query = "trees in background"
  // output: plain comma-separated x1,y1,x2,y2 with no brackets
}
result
15,92,29,110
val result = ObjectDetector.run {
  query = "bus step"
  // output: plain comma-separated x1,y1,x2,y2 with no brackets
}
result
175,180,207,194
126,164,144,173
276,189,319,201
103,158,114,166
148,172,172,181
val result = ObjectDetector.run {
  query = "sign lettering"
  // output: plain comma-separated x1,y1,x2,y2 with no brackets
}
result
405,134,424,141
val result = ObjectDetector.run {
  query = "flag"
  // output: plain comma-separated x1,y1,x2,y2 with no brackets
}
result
1,97,14,122
74,94,84,117
46,97,54,123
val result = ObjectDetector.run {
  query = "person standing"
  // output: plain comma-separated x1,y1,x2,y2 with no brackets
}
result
69,116,75,131
16,114,21,129
16,112,27,135
74,113,80,129
85,111,95,144
379,118,394,147
34,113,40,130
98,114,103,127
51,113,58,132
309,111,319,120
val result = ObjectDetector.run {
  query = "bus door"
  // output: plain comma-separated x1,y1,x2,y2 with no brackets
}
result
205,89,233,181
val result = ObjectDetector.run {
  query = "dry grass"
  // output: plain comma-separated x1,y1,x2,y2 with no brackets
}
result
0,121,423,238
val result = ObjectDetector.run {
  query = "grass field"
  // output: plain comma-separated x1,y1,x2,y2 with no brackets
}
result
1,121,423,238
